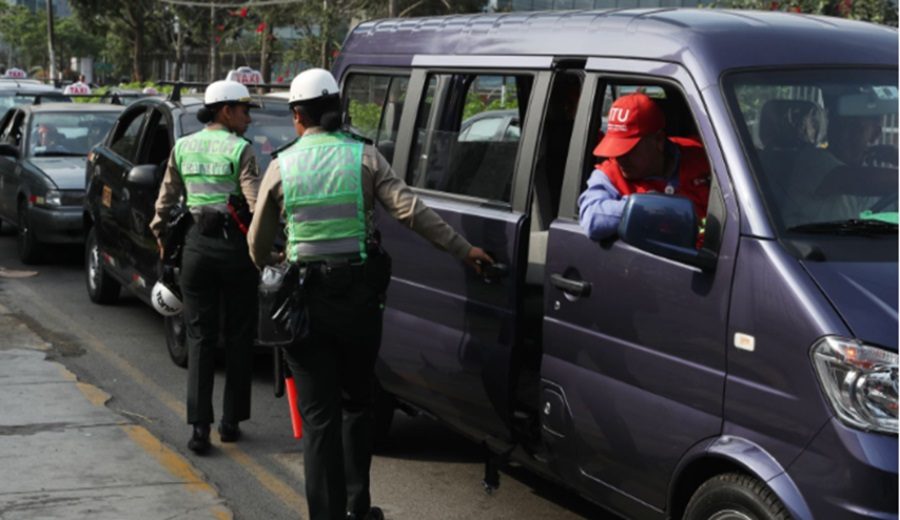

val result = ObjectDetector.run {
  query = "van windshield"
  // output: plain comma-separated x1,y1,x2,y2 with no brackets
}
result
725,68,898,261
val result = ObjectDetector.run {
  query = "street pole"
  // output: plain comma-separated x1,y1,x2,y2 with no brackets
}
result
389,0,396,17
209,4,217,82
46,0,57,85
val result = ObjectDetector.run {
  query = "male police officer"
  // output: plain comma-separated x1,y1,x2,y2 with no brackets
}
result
150,80,260,454
247,69,493,520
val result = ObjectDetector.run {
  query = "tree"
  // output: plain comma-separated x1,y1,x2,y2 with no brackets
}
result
0,6,48,72
69,0,159,82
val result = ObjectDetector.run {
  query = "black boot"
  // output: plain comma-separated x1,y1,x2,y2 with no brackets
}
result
188,423,211,454
346,506,384,520
218,421,241,443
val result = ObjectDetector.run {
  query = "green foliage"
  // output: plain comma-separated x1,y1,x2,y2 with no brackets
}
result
0,6,48,71
348,99,383,139
463,92,519,121
712,0,897,26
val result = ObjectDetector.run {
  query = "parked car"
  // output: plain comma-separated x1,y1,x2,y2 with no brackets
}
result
0,102,122,262
333,9,897,520
0,86,70,113
83,92,295,366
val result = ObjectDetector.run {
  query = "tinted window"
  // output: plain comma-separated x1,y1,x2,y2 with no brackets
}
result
408,73,533,202
29,112,118,156
110,109,148,161
343,74,410,164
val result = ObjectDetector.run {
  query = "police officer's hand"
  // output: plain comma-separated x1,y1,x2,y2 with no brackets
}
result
465,246,494,274
157,239,164,259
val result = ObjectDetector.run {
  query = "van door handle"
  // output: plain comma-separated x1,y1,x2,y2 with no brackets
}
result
482,262,509,284
550,273,591,297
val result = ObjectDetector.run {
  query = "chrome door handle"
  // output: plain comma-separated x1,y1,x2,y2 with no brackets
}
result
550,273,591,297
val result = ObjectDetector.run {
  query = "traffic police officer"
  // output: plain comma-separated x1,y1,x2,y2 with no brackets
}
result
247,69,493,520
150,80,261,454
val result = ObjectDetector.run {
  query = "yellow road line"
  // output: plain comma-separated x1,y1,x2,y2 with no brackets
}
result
10,281,307,517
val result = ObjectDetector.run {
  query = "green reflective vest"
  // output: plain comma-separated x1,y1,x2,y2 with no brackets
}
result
279,132,367,263
174,129,247,211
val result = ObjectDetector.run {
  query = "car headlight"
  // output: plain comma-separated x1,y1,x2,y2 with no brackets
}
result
812,336,898,434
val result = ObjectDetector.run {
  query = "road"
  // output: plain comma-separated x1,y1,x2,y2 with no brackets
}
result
0,235,614,520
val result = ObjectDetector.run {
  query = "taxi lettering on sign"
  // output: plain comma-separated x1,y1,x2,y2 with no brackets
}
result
3,68,26,79
63,82,92,95
226,66,262,85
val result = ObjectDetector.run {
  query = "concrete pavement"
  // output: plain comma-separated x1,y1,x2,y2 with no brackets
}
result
0,307,233,520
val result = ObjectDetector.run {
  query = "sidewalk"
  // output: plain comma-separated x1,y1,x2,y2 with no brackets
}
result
0,310,233,520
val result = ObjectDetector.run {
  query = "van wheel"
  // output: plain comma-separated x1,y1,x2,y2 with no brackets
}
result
373,383,395,448
683,473,790,520
85,228,120,304
165,314,188,368
17,199,43,264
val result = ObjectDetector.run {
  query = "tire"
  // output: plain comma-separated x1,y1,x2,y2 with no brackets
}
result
85,227,120,304
373,383,396,448
17,199,43,264
165,313,188,368
683,473,791,520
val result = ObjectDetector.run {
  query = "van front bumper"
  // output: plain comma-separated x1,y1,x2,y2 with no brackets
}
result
30,206,83,244
788,417,897,519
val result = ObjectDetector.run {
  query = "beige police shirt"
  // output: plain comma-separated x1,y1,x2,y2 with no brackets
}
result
150,124,260,239
247,127,473,268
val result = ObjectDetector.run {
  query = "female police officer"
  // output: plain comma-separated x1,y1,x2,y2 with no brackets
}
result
150,80,261,454
247,69,493,520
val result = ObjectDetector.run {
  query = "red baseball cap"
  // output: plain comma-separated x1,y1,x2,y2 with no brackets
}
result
593,93,665,158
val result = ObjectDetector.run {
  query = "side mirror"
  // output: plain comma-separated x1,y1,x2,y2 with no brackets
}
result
618,193,716,271
125,164,157,188
0,143,20,159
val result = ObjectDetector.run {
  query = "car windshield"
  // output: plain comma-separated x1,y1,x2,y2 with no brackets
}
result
725,68,898,262
180,103,295,172
0,93,68,111
29,111,118,157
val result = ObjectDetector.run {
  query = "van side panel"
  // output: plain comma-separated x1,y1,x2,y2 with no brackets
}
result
725,238,845,467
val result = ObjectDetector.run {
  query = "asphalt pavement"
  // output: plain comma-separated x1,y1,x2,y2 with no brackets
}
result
0,237,612,520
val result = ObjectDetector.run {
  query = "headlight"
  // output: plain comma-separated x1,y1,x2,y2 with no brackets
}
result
34,189,62,207
812,336,898,434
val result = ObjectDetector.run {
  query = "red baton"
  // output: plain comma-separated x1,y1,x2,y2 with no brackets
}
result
285,376,303,439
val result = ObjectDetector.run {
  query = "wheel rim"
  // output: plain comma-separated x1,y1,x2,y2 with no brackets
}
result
87,237,101,291
708,510,754,520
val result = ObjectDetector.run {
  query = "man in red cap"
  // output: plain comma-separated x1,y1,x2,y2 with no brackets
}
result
578,93,711,240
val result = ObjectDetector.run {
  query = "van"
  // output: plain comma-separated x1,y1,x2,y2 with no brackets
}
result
332,9,898,519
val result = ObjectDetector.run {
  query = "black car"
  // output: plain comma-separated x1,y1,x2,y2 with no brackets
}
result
83,93,295,366
0,102,122,262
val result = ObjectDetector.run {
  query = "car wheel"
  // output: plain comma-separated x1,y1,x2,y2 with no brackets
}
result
373,383,396,448
17,199,43,264
683,473,790,520
85,227,120,304
165,313,188,368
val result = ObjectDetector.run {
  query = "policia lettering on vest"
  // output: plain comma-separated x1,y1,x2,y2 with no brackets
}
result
247,68,494,520
150,80,262,455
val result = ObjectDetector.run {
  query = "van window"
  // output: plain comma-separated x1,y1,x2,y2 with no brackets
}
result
343,73,410,164
725,68,898,262
408,73,534,203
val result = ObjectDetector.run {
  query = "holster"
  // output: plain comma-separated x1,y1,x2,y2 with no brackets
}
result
257,263,309,348
196,207,226,237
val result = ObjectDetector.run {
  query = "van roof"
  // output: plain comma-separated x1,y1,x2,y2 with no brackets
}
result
338,9,897,88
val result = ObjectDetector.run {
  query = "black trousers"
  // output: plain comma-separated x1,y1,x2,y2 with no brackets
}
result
283,264,384,520
181,226,258,425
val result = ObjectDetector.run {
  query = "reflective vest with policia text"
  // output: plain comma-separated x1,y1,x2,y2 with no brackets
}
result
278,132,367,263
174,129,248,212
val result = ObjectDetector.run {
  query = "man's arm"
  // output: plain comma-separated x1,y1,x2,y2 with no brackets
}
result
578,169,626,241
149,149,183,240
247,160,283,269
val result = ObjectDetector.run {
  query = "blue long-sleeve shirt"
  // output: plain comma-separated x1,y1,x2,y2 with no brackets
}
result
578,169,627,241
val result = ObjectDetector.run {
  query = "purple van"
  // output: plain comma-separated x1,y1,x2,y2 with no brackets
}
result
333,9,897,520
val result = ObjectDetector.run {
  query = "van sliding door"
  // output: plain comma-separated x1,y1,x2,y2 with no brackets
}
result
375,59,550,441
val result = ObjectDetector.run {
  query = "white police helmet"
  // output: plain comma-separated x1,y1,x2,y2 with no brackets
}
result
151,281,182,316
288,68,339,105
204,80,259,107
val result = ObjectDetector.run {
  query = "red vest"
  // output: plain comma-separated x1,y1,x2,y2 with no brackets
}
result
596,137,711,220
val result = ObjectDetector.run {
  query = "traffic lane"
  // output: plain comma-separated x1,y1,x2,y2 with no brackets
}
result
0,238,616,519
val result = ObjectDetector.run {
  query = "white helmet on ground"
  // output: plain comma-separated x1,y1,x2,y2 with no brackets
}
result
289,68,340,105
204,80,259,107
151,281,182,316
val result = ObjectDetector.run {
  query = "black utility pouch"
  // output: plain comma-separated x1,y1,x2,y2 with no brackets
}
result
365,248,392,295
196,207,225,236
257,263,309,348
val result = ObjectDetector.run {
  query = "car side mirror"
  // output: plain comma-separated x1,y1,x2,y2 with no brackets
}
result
618,193,716,271
0,143,20,159
125,164,157,188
